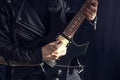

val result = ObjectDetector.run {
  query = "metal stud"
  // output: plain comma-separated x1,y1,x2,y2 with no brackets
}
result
55,78,59,80
57,69,62,75
17,17,22,21
8,0,11,3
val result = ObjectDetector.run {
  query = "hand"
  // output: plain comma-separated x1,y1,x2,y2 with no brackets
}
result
42,40,67,61
82,0,98,21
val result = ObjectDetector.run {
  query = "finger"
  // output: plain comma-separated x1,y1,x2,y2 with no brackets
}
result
51,54,58,60
85,1,98,13
86,0,98,7
48,41,63,51
89,4,98,12
51,44,63,52
49,40,61,45
83,8,93,20
83,5,97,20
43,55,56,61
59,50,67,56
51,54,60,60
54,46,67,56
52,51,66,60
59,47,67,56
85,0,98,12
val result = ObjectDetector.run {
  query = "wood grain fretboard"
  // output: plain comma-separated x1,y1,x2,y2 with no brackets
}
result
62,5,86,40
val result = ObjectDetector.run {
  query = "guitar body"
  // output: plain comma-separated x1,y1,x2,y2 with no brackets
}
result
45,42,88,80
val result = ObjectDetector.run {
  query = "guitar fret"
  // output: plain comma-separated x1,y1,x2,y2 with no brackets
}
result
63,29,74,39
63,31,71,38
62,3,86,39
63,14,85,39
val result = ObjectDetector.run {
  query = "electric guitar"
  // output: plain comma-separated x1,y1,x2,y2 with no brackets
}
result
43,1,91,80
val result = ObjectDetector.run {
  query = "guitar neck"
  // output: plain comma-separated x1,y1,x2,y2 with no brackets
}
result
62,6,86,40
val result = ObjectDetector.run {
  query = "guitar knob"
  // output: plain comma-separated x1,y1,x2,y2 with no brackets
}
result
54,70,62,80
57,69,62,75
55,78,59,80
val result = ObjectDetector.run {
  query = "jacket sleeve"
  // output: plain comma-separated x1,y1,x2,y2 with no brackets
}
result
0,5,43,65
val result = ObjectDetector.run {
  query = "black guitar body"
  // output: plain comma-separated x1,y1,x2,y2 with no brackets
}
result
45,42,88,80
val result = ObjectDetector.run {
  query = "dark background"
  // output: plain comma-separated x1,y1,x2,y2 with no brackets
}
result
96,0,120,80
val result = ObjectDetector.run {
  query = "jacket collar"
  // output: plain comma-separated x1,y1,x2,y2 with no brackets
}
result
7,0,25,21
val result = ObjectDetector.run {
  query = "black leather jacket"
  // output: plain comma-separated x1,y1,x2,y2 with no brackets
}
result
0,0,53,65
0,0,71,79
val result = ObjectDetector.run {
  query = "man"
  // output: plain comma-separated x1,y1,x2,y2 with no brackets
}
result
0,0,98,80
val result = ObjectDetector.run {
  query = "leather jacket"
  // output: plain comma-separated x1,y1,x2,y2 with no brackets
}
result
0,0,57,79
0,0,53,65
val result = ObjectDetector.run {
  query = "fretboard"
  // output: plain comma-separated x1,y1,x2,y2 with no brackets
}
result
62,5,86,40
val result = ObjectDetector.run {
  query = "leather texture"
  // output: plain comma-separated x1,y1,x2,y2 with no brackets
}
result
0,0,51,65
